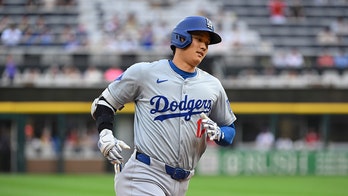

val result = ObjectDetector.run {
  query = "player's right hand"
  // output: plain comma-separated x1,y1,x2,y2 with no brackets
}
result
200,113,223,141
98,129,130,164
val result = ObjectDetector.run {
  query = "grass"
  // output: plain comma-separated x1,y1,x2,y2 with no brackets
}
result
0,174,114,196
0,174,347,196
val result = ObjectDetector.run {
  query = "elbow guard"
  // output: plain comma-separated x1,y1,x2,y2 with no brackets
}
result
91,88,123,120
91,95,117,133
91,89,123,120
91,96,115,120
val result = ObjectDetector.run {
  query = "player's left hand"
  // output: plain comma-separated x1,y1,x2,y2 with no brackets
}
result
201,116,223,141
98,129,130,164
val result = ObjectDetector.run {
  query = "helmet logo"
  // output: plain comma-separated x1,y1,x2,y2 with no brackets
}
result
206,18,213,30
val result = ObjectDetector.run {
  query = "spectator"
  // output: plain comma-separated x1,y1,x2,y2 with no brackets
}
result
139,22,155,50
60,24,88,51
21,27,38,46
39,27,54,45
289,0,305,22
103,14,121,37
42,0,56,11
75,23,89,48
275,137,294,150
66,128,82,154
41,65,63,86
334,48,348,68
0,16,11,37
1,23,22,46
83,66,103,85
2,54,18,85
40,127,57,157
284,47,304,67
255,127,275,151
275,136,293,150
59,25,75,45
305,128,320,144
33,16,47,35
104,65,123,82
222,23,248,50
330,16,348,36
22,67,41,86
112,34,138,52
123,12,140,40
26,0,41,10
64,33,80,51
305,127,320,149
268,0,287,25
18,15,30,33
271,49,288,67
317,48,334,67
61,65,81,85
316,26,339,45
153,20,170,49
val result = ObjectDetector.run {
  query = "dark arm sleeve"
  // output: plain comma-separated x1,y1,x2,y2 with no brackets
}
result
94,104,115,133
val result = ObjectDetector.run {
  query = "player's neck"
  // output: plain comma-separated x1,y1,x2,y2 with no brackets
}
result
169,60,197,79
172,57,196,73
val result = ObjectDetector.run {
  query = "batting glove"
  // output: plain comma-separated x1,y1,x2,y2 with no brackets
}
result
98,129,130,164
200,113,224,141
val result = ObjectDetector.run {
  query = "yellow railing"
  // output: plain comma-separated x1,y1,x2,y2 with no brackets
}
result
1,102,348,114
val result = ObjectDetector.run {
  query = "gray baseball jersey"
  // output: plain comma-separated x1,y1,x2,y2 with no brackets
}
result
107,59,236,170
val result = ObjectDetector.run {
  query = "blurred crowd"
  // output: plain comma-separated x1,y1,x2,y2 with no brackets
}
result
254,127,321,151
1,57,124,87
24,116,101,159
1,0,348,88
0,0,88,51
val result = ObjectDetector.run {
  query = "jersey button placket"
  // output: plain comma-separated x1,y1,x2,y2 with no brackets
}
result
182,82,186,94
178,82,186,163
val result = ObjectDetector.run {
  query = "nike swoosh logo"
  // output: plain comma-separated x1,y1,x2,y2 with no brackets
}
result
156,79,168,83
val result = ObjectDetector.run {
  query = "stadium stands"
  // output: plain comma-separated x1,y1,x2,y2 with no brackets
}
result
0,0,348,88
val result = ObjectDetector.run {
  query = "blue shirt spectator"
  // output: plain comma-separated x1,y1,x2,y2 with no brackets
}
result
334,49,348,68
1,23,22,46
4,54,17,85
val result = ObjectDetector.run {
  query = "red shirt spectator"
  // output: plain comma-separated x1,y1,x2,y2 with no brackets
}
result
306,131,319,144
104,66,123,82
317,49,334,67
305,128,320,149
269,0,287,24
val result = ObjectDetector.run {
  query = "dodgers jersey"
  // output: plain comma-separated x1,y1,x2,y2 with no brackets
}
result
107,59,236,170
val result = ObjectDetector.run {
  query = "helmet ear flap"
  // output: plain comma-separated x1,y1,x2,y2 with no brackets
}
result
171,32,192,49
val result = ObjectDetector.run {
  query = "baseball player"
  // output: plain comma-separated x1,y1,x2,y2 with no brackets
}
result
91,16,236,196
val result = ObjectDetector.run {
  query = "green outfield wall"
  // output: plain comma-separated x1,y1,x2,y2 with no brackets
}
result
198,148,348,176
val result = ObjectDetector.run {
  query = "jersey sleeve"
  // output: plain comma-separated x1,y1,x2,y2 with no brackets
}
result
106,62,146,109
209,80,236,126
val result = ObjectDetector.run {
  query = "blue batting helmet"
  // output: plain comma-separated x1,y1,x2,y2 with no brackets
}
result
170,16,222,51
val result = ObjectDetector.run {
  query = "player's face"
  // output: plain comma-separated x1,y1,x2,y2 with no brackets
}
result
173,31,210,72
188,31,210,62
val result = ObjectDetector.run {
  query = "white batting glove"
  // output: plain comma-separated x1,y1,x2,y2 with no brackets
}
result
200,113,224,141
98,129,130,164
